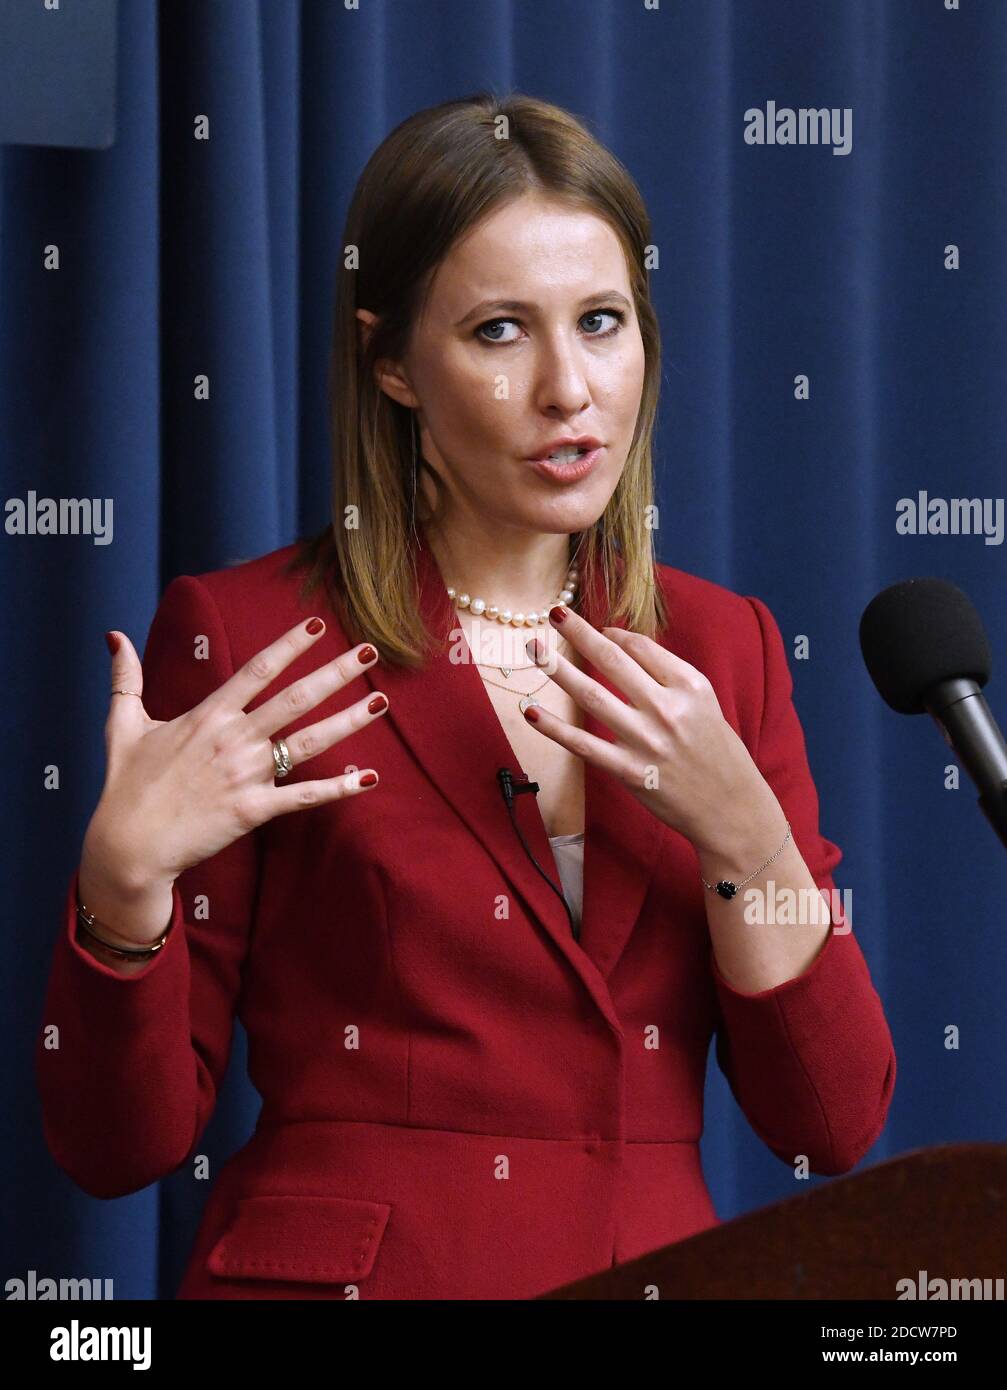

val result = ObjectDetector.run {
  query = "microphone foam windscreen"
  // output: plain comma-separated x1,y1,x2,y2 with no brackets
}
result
859,577,992,714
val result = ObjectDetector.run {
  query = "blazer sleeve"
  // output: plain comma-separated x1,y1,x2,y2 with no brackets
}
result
709,594,896,1176
35,575,262,1199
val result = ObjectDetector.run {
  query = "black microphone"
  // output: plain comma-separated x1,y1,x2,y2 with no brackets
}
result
859,577,1007,849
496,766,541,808
496,767,577,936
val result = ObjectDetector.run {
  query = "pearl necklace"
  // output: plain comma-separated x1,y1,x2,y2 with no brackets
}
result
447,566,579,709
445,565,578,627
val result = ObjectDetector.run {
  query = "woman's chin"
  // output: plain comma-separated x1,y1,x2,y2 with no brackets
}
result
525,475,619,532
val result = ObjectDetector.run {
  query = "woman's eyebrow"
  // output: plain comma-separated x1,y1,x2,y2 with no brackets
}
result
454,290,632,326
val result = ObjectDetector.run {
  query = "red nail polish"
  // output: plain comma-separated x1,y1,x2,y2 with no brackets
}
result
104,631,120,656
523,705,540,723
548,605,568,625
367,694,387,714
360,771,378,787
306,617,324,635
358,645,377,664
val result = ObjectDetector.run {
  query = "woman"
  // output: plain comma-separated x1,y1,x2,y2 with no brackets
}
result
36,92,895,1301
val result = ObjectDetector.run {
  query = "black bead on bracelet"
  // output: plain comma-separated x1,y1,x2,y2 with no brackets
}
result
700,821,793,900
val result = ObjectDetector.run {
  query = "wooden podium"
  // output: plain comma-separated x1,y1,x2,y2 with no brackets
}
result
537,1143,1007,1299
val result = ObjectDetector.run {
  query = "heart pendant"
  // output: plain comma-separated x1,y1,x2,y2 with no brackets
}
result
500,667,513,679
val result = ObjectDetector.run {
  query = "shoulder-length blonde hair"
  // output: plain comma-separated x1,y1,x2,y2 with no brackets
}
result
286,90,667,668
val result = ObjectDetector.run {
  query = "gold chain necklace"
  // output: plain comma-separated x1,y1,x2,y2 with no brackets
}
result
479,671,553,698
475,627,574,713
449,551,579,700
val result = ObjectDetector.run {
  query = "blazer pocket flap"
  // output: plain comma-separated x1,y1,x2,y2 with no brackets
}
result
207,1194,391,1284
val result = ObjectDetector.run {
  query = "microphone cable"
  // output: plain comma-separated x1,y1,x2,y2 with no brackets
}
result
496,767,578,938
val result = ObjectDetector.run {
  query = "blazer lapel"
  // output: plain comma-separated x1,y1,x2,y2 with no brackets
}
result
360,526,662,1026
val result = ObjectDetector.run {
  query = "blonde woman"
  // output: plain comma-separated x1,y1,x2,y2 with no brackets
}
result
37,93,895,1301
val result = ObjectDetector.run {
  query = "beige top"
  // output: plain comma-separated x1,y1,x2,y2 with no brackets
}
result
548,831,585,940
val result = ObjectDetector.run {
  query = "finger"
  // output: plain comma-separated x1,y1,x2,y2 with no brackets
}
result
521,697,630,780
525,637,643,743
547,605,658,706
105,630,147,731
254,766,380,823
272,689,389,771
203,616,351,718
243,638,381,741
602,625,704,690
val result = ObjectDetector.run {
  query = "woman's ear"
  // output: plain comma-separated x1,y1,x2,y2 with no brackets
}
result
355,308,419,409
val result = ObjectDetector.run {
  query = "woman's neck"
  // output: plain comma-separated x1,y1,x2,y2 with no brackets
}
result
422,515,575,618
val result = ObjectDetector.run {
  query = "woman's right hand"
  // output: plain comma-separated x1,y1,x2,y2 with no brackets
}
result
80,615,386,943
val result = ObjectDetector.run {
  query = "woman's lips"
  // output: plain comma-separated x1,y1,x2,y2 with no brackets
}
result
527,446,604,484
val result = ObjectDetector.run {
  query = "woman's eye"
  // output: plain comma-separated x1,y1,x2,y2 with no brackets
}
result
477,319,522,344
580,309,624,337
475,308,625,345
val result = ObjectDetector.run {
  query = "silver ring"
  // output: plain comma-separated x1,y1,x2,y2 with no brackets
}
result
271,737,294,779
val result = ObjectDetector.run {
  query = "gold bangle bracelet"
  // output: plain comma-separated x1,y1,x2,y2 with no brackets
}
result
75,897,173,962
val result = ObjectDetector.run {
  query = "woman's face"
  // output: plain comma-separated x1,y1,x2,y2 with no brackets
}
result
362,192,647,538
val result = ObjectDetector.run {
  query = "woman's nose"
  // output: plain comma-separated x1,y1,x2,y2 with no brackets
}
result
532,336,592,416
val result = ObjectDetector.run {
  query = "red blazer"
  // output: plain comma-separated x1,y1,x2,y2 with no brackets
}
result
36,530,896,1300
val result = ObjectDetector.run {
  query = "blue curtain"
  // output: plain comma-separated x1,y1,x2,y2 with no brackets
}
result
5,0,1005,1299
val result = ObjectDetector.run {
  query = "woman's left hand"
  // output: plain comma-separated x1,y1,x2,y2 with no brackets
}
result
524,606,778,857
